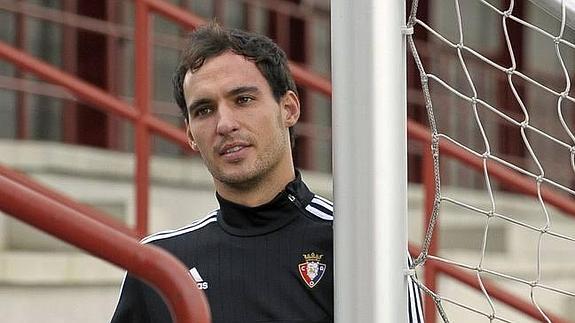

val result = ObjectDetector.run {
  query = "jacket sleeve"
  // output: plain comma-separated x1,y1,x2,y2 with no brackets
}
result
110,273,150,323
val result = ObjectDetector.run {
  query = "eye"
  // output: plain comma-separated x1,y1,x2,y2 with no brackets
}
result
236,96,254,105
192,105,213,118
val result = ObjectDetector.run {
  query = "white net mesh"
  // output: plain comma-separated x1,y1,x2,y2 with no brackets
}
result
407,0,575,322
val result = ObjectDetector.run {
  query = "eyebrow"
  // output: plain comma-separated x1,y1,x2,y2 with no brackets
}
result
186,86,262,113
226,86,261,98
187,98,213,115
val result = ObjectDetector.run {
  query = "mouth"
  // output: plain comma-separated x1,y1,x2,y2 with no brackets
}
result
218,142,251,159
221,145,246,155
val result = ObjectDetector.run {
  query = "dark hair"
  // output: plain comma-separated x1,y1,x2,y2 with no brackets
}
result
173,22,298,144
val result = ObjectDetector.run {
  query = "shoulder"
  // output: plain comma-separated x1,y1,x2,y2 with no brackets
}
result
303,194,333,222
140,209,219,245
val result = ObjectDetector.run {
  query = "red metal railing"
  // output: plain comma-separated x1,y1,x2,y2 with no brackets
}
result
0,1,329,322
0,164,136,238
408,119,575,323
1,1,574,322
1,0,330,170
0,0,332,237
0,165,211,323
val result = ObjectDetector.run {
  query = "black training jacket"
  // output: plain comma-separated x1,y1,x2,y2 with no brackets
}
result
111,172,334,323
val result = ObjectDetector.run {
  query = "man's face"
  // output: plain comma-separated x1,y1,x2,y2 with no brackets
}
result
183,52,299,189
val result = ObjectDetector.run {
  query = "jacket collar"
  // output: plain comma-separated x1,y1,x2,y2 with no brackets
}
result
216,170,314,236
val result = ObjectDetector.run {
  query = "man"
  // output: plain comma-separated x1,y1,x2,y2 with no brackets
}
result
111,23,423,323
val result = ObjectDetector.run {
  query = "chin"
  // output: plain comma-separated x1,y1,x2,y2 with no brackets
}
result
210,154,282,188
215,167,267,187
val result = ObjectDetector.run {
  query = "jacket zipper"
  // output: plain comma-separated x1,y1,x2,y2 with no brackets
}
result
287,193,309,217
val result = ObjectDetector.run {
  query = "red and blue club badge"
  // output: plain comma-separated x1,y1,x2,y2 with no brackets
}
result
298,252,326,288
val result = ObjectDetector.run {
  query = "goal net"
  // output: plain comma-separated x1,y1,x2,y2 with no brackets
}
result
407,0,575,322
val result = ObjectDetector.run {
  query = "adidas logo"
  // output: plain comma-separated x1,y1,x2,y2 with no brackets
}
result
189,267,209,290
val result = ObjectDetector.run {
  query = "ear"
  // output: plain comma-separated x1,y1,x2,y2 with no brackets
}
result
281,90,300,128
185,119,199,151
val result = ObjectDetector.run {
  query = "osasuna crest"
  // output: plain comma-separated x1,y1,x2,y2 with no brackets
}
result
298,252,326,288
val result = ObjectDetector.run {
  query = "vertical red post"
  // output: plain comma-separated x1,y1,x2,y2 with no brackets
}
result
15,0,28,140
134,0,151,237
179,0,192,11
300,14,314,170
106,0,121,150
62,0,78,144
74,1,112,148
270,3,313,170
213,0,225,23
275,13,290,61
422,145,439,323
243,1,254,31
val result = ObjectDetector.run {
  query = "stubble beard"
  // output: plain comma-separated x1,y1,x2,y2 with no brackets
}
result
207,130,289,191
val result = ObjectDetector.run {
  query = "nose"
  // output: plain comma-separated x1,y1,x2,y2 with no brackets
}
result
216,103,240,135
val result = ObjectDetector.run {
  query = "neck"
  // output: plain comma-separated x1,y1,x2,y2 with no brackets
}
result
215,164,296,207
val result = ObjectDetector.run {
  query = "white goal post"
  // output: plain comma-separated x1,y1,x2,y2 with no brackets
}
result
331,1,409,322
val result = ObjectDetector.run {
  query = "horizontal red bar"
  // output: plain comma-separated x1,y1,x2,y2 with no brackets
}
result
0,174,211,323
407,119,575,217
